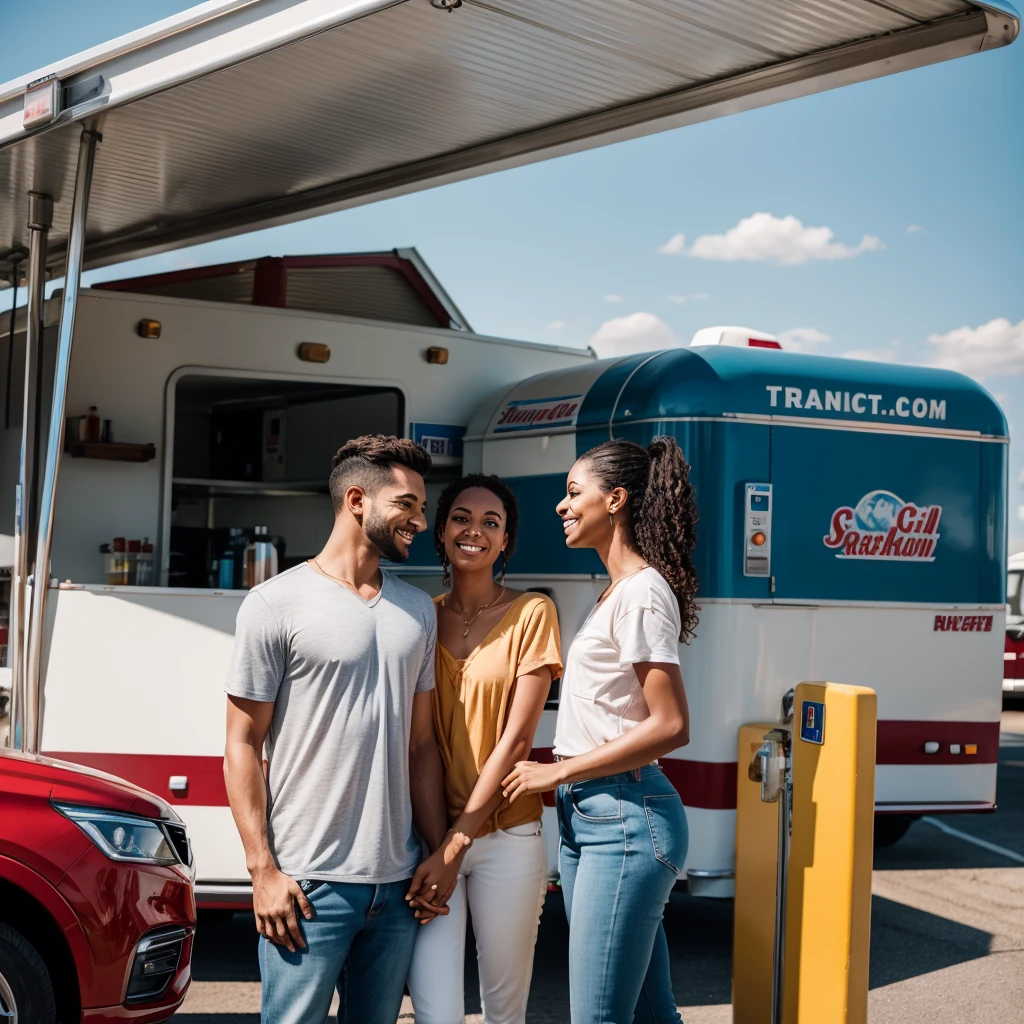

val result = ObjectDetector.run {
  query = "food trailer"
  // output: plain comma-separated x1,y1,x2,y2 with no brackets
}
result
0,0,1017,904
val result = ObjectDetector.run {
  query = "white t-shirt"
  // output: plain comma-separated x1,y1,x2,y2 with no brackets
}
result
553,567,681,758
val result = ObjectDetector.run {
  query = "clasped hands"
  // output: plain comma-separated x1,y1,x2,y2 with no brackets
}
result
405,827,473,924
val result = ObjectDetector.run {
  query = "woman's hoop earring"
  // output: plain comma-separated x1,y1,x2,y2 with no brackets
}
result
442,556,451,588
497,554,507,587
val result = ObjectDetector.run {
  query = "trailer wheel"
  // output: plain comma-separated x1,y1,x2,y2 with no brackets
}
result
0,921,57,1024
874,814,917,848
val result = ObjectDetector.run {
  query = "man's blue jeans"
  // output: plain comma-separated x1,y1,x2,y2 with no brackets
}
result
259,878,418,1024
558,765,689,1024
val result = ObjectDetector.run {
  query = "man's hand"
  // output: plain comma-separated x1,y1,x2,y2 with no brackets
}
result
501,760,564,803
405,831,471,923
251,864,313,952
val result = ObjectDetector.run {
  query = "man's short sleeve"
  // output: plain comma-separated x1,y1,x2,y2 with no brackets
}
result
415,607,437,694
225,591,286,702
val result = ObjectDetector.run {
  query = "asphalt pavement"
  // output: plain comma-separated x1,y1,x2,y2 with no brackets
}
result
175,707,1024,1023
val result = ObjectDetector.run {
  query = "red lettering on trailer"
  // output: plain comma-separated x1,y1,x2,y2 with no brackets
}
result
823,507,855,547
825,491,942,562
933,614,993,632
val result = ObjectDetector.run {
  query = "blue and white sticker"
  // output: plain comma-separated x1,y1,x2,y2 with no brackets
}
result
412,423,465,459
800,700,825,745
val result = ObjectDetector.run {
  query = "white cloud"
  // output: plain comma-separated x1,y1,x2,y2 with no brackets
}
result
666,292,709,303
546,320,566,331
907,224,923,233
778,327,831,353
589,312,680,358
923,317,1024,381
827,317,1024,380
604,294,623,303
657,232,686,255
688,213,884,265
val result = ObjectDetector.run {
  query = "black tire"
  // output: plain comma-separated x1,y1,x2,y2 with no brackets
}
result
874,813,917,848
0,921,57,1024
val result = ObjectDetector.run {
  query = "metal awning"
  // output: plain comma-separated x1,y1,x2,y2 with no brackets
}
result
0,0,1018,284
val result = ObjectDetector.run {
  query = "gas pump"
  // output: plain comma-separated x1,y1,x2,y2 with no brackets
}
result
734,682,877,1024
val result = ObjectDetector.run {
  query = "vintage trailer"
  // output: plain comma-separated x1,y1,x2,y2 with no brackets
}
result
461,340,1008,886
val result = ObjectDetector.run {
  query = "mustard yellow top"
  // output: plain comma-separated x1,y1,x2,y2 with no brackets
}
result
432,592,562,837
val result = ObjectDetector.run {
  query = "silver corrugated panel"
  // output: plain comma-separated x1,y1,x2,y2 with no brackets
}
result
0,0,1013,281
284,266,439,326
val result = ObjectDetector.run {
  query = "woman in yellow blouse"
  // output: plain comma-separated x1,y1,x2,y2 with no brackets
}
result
406,474,562,1024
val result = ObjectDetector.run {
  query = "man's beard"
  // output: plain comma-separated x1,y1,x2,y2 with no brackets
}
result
365,504,409,563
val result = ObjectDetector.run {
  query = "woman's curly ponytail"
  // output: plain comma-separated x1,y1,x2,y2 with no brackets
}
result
581,436,699,641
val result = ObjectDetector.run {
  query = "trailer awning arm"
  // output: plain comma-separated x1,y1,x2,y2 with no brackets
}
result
0,0,1018,283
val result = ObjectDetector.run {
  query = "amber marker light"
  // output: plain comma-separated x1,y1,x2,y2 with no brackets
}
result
751,531,766,546
136,319,162,339
426,346,449,365
298,342,331,363
965,744,978,755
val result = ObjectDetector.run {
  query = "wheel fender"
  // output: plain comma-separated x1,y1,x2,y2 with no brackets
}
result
0,854,96,1003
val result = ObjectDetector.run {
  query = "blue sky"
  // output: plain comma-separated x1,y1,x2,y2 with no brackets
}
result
3,2,1024,546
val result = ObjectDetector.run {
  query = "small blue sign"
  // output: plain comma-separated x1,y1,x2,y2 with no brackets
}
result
412,423,465,459
800,700,825,745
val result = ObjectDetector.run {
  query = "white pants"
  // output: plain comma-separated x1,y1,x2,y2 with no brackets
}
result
407,821,548,1024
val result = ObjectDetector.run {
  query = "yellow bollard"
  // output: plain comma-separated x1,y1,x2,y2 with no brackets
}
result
783,682,876,1024
733,722,783,1024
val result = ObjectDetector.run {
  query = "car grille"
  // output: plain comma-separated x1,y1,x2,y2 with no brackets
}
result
125,926,188,1004
164,821,191,866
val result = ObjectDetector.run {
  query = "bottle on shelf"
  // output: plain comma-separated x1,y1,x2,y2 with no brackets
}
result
218,551,235,589
137,538,154,587
85,406,101,443
245,526,279,588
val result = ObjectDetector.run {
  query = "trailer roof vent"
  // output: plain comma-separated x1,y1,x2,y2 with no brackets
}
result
690,326,781,350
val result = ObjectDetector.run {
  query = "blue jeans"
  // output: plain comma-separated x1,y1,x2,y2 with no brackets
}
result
259,878,418,1024
558,765,688,1024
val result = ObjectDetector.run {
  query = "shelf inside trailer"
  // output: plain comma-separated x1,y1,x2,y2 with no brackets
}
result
172,477,328,497
65,441,156,462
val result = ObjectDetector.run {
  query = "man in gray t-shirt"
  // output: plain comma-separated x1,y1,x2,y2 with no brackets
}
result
224,435,451,1024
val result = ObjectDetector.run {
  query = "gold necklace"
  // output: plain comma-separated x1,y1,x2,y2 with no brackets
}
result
597,564,650,604
444,586,506,638
312,558,381,593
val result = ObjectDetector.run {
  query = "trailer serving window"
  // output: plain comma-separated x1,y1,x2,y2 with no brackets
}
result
162,371,403,588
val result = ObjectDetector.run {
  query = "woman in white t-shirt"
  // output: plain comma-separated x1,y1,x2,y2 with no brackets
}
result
503,436,698,1024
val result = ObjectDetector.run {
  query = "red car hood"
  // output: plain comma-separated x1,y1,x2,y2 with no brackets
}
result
0,749,180,821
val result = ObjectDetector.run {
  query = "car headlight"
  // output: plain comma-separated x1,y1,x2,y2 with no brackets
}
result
55,804,184,866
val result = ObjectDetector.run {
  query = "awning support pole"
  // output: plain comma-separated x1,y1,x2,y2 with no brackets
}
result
23,127,99,754
9,193,52,751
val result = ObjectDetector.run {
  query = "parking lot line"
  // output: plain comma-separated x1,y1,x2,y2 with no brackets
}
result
921,816,1024,864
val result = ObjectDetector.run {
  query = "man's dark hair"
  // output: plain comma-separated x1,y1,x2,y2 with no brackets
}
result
329,434,432,513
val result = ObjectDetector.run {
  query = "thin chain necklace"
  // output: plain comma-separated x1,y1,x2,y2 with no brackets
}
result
597,564,650,604
312,557,381,594
444,585,506,638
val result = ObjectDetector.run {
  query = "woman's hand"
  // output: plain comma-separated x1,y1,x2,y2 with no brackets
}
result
501,760,564,803
405,832,471,923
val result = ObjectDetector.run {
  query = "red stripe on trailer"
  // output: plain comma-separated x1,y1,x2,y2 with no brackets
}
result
49,721,996,812
660,758,738,810
531,747,738,810
44,752,227,805
875,720,1000,765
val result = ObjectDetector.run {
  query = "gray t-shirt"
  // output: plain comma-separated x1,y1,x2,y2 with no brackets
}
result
225,563,436,884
